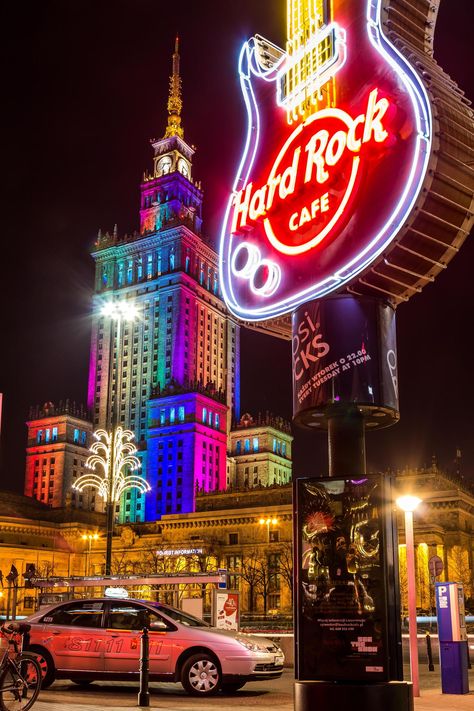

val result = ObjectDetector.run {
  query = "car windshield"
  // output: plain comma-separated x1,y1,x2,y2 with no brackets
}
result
149,603,210,627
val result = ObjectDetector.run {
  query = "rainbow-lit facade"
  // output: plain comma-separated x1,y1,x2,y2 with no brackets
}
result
87,40,241,522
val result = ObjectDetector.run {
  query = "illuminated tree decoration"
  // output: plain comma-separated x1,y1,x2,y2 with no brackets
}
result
73,427,150,503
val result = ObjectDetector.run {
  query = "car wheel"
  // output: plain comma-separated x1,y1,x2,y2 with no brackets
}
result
28,647,55,689
181,653,221,696
221,681,246,693
70,679,94,686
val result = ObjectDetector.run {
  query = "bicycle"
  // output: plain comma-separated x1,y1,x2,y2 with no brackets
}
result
0,623,42,711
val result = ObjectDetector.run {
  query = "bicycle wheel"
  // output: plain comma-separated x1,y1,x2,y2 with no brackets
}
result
0,653,42,711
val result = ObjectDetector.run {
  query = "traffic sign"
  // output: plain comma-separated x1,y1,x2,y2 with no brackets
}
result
428,555,443,578
218,568,228,589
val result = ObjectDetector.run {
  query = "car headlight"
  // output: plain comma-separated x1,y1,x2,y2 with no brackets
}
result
235,638,267,652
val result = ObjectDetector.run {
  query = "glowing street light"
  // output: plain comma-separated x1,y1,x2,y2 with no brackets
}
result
81,532,100,576
74,298,149,576
74,427,150,574
259,516,279,541
396,494,423,697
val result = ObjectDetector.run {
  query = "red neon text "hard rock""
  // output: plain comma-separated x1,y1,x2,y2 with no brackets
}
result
230,88,390,235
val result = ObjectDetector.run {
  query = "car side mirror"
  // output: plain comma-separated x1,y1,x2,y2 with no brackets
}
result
149,620,168,631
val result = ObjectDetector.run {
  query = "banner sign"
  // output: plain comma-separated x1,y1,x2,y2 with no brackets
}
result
295,474,396,681
212,590,240,631
292,295,398,425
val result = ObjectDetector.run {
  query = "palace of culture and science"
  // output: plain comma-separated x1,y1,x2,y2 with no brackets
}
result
23,39,293,524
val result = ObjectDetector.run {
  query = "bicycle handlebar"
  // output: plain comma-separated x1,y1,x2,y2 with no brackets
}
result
1,622,31,635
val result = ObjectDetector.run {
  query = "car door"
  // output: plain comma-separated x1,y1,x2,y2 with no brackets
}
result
103,601,176,676
40,600,106,672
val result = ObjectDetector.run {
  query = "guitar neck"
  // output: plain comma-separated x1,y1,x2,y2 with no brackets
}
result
288,0,325,50
282,0,340,121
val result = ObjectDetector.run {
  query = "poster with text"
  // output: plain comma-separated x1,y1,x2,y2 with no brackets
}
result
213,591,240,631
292,295,398,424
295,475,390,681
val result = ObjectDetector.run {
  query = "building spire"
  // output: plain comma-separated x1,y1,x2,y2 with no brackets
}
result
164,35,184,139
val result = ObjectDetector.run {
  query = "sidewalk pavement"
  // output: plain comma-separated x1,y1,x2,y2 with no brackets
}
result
32,665,474,711
32,694,474,711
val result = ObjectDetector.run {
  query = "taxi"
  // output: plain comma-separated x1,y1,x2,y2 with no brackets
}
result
25,597,284,696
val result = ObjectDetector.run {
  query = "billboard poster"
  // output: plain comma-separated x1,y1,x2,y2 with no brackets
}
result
213,591,240,631
295,475,391,681
292,295,398,425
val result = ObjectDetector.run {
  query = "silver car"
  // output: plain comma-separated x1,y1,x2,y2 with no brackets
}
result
25,598,284,696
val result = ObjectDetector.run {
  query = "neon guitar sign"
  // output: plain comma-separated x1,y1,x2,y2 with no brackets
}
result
219,0,432,320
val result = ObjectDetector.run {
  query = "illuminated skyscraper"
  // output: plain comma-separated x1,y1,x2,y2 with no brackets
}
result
87,39,241,522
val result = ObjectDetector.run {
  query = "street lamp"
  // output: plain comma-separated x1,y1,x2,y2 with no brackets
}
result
259,517,278,541
74,299,150,576
74,427,150,575
396,494,422,698
82,533,100,576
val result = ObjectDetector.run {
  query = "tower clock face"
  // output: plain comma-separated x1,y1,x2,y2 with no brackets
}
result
157,156,172,176
178,158,189,177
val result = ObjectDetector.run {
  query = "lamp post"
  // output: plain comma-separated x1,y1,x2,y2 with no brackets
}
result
259,516,278,542
396,494,422,698
74,300,150,576
82,533,99,576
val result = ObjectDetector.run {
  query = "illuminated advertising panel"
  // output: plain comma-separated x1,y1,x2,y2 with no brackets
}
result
219,0,432,320
294,474,402,681
292,296,398,426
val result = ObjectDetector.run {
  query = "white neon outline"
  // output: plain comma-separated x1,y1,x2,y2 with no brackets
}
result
250,259,282,297
219,0,432,321
230,241,282,298
264,156,360,255
231,241,261,278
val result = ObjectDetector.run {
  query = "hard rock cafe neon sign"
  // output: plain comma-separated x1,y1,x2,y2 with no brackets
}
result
219,0,432,320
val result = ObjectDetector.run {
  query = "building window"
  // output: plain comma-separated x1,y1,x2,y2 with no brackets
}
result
228,533,239,545
268,594,281,610
36,430,43,444
236,441,241,455
146,254,153,279
244,439,250,453
51,427,58,442
282,442,287,456
215,413,220,430
73,429,79,443
178,406,185,423
208,411,213,426
81,431,87,445
253,437,259,452
160,409,166,425
170,408,175,424
273,438,277,453
269,530,280,543
202,407,207,424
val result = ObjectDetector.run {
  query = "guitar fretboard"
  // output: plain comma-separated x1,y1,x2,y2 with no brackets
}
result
282,0,339,122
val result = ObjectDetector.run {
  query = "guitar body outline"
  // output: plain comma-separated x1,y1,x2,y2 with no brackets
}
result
220,0,432,321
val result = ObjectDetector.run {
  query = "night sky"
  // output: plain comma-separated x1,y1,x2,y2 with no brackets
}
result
1,0,472,493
